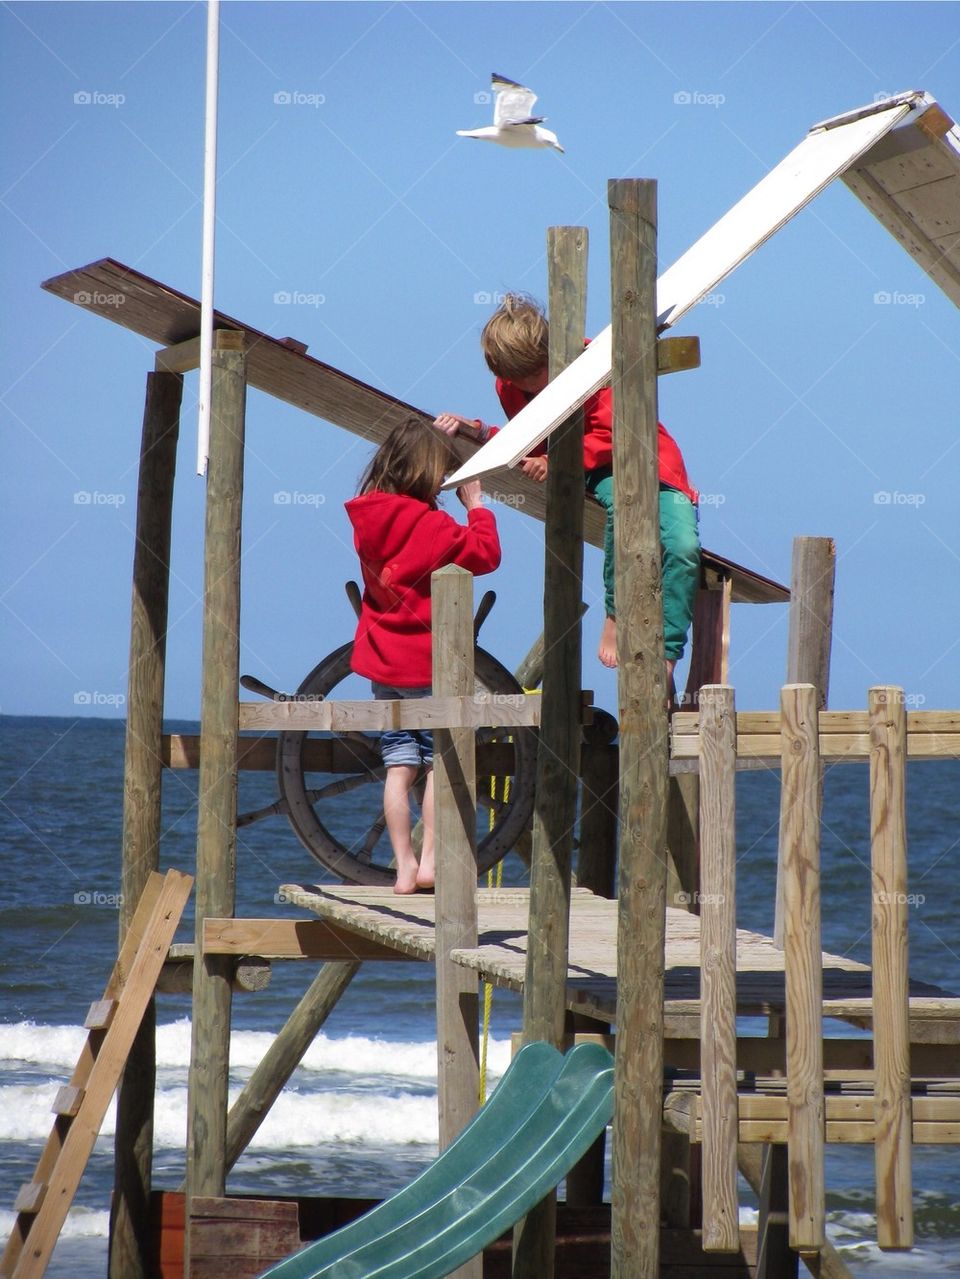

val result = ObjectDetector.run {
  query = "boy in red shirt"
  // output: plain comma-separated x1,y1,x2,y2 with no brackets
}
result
435,294,700,687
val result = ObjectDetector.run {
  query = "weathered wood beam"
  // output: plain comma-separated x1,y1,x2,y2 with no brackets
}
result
186,331,247,1223
869,686,913,1248
110,364,182,1279
609,177,668,1279
514,225,587,1278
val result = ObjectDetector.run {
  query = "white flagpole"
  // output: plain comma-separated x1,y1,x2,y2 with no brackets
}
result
196,0,220,475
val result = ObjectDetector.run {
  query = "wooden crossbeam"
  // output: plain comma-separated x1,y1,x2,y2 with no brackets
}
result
202,917,411,962
686,1092,959,1144
671,708,960,760
161,733,519,773
238,692,543,732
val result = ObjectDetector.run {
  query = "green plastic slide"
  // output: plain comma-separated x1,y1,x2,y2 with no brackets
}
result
257,1040,615,1279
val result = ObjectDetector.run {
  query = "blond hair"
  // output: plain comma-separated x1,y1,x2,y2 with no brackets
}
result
481,293,549,382
358,417,458,506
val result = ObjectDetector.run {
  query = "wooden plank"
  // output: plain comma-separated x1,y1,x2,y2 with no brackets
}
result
113,364,182,1279
842,166,960,306
514,226,588,1279
186,337,246,1217
202,917,410,961
609,177,667,1279
886,175,960,237
656,335,701,375
163,733,518,774
672,731,960,760
431,568,481,1181
682,575,732,710
780,685,825,1252
84,999,117,1030
6,870,193,1279
698,686,739,1253
52,1088,84,1119
869,687,913,1249
237,692,541,732
673,709,960,735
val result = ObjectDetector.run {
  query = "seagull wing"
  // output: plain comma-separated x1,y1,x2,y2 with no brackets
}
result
492,73,538,127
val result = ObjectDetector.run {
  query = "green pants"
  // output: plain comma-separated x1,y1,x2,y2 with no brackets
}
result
585,468,701,662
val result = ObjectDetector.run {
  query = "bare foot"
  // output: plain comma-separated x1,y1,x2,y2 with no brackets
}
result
415,873,435,892
598,615,617,668
393,863,420,895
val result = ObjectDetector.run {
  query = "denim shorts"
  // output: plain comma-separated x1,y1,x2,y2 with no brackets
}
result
371,682,434,769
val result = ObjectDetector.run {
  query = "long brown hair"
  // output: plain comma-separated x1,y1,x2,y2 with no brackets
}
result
358,417,458,505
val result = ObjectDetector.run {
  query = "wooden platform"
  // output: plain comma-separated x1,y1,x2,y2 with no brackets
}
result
278,885,959,1037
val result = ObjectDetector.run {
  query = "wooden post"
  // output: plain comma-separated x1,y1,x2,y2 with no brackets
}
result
110,366,182,1279
186,333,247,1235
762,536,834,1279
868,686,913,1249
432,566,480,1152
224,962,360,1172
513,227,587,1278
608,178,668,1279
667,772,700,909
698,685,739,1252
780,683,825,1253
566,718,618,1208
775,537,835,944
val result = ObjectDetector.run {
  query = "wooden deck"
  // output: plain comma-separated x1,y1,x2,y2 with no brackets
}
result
278,884,959,1036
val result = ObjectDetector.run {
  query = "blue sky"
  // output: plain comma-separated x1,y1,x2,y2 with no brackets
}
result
2,1,958,721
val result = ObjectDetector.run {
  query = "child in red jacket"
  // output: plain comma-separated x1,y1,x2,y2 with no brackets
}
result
435,294,700,687
346,418,501,894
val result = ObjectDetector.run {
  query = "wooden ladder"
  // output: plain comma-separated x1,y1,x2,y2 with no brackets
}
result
1,868,193,1279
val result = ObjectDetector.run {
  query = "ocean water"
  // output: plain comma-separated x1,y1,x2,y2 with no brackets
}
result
1,715,957,1276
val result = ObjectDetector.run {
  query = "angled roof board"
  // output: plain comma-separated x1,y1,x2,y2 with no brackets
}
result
445,91,957,488
837,94,960,307
40,258,787,605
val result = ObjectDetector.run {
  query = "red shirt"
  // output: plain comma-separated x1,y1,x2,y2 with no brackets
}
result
346,492,501,686
493,374,698,505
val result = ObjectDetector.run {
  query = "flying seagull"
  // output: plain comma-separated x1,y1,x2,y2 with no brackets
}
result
457,73,564,152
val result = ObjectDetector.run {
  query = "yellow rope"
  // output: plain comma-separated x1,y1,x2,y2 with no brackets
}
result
478,758,509,1104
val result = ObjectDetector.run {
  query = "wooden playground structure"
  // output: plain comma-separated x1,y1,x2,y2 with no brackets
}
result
5,89,960,1279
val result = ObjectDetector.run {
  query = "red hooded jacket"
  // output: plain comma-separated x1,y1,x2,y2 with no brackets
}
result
346,492,501,687
492,374,698,505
